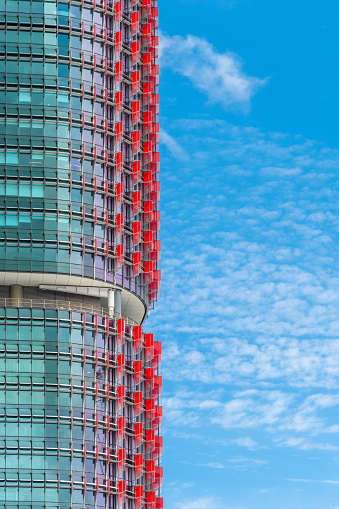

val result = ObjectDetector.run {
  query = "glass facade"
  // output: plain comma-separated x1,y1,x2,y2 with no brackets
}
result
0,0,162,508
0,0,160,304
0,306,162,508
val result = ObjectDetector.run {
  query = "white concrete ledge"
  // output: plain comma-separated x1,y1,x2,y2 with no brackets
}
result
0,272,147,325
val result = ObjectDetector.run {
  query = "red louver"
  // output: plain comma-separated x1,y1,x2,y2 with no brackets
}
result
131,11,140,36
131,41,140,65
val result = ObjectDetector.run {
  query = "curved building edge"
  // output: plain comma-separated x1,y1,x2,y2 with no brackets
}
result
0,271,148,324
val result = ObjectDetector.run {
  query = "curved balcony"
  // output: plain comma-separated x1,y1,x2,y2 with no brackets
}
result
0,298,138,326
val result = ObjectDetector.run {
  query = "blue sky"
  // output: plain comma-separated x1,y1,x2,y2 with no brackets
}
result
146,1,339,508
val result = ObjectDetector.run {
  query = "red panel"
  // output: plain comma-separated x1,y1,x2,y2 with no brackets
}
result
135,485,143,498
144,261,153,273
154,467,163,490
131,100,140,125
143,200,153,218
144,230,153,244
115,61,122,85
145,398,155,423
143,110,152,124
144,333,154,362
146,491,156,509
135,486,144,509
142,22,151,46
154,435,163,459
115,90,122,114
118,480,126,505
116,212,123,236
133,325,143,353
117,386,125,411
145,367,154,384
153,375,162,398
134,422,143,447
153,406,162,428
133,251,142,275
133,191,141,214
155,498,163,509
143,170,152,184
145,429,155,454
146,459,155,472
146,459,156,485
114,1,122,22
118,448,125,475
132,70,140,95
117,318,125,343
133,221,141,245
134,391,143,416
114,31,122,56
135,453,143,478
142,0,152,16
115,121,123,144
142,52,152,74
131,41,140,66
117,353,124,378
118,416,125,441
134,360,142,384
143,81,152,99
131,11,140,36
115,151,123,176
116,244,124,268
132,160,141,184
132,130,141,155
143,141,153,164
115,182,123,205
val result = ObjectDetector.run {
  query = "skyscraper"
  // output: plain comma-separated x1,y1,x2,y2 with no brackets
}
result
0,1,162,508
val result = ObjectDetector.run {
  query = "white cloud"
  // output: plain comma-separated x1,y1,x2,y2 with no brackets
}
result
184,457,267,471
147,117,339,460
175,499,215,509
160,129,189,161
278,437,339,451
260,166,303,177
160,33,265,109
288,479,339,485
163,386,339,449
175,497,232,509
213,390,293,430
149,119,339,397
163,334,339,389
221,436,262,450
226,457,268,469
183,461,227,470
282,393,339,433
167,480,195,489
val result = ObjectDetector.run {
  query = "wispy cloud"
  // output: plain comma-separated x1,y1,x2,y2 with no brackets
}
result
213,390,293,430
288,479,339,485
175,499,215,509
148,117,339,460
183,457,267,471
164,385,339,443
160,128,189,161
175,497,236,509
278,437,339,451
213,390,339,434
160,33,266,110
220,436,262,450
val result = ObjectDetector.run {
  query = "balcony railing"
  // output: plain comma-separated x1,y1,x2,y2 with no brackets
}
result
0,298,138,326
